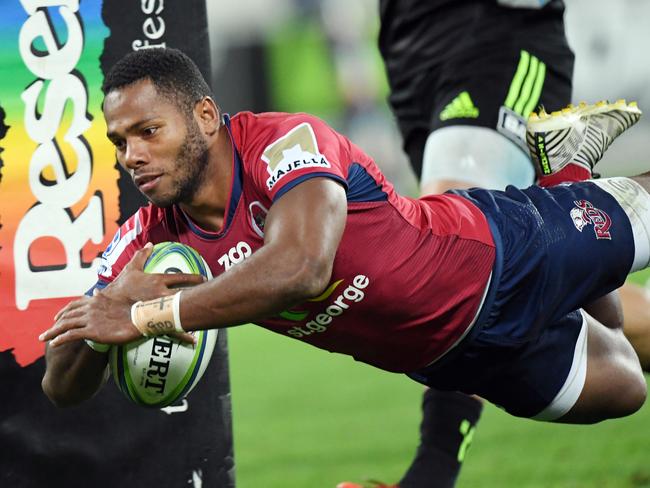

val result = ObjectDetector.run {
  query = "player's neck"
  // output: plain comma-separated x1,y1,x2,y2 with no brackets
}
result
179,124,233,232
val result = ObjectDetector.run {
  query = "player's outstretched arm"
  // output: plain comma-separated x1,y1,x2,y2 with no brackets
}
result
42,337,109,407
39,177,348,344
178,176,348,330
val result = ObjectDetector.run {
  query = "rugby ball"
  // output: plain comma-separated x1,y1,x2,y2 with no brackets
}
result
109,241,217,408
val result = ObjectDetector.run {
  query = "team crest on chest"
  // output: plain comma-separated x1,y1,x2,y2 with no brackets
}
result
570,199,612,239
261,123,331,190
248,201,269,237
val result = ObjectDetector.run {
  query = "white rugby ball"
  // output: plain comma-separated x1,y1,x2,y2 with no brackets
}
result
109,241,217,408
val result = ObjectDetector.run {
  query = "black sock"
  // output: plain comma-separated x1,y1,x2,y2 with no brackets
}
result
398,388,483,488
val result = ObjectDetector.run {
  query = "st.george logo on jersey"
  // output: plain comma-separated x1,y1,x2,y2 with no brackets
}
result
261,123,331,190
570,199,612,239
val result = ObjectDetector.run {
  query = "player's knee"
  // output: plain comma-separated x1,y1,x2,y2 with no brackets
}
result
570,370,646,424
564,320,646,424
618,365,647,415
602,373,647,423
596,355,646,422
628,372,647,412
603,337,647,419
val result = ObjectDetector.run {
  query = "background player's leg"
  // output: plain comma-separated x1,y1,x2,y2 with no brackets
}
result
420,126,534,194
397,390,482,488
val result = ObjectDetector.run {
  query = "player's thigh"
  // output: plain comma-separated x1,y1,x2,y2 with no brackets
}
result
557,312,646,424
408,310,588,419
425,310,643,422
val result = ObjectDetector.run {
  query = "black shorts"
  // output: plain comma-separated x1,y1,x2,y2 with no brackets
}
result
380,1,575,177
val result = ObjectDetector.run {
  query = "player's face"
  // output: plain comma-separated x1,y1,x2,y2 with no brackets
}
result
104,79,209,207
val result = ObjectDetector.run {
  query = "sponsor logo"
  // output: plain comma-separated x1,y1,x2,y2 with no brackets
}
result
536,134,551,175
261,123,331,190
132,0,168,51
1,2,119,366
280,279,344,322
103,228,121,257
249,201,269,238
143,335,175,395
286,275,370,338
439,91,479,121
13,1,107,312
457,419,477,462
160,399,189,415
570,199,612,239
217,241,252,271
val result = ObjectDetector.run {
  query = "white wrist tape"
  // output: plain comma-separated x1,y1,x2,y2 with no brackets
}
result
130,291,185,337
130,300,142,334
172,290,183,332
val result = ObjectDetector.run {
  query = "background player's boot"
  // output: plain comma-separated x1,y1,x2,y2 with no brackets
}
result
526,100,641,186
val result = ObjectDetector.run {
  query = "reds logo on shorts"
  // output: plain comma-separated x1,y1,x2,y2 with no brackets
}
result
570,200,612,240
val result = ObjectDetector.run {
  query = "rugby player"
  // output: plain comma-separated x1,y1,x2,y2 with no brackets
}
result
41,46,646,454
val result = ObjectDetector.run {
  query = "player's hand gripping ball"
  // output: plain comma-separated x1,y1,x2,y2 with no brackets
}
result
109,242,217,407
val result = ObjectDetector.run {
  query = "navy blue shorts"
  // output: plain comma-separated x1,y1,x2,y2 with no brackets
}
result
409,181,635,418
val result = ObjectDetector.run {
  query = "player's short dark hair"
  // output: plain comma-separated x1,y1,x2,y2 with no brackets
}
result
102,48,213,116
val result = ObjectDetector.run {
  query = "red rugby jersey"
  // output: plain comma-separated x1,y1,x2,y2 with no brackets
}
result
97,112,495,372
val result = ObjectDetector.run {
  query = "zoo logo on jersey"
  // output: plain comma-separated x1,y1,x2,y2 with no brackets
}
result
570,199,612,240
261,122,331,190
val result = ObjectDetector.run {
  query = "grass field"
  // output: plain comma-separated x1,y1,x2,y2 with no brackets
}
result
229,271,650,488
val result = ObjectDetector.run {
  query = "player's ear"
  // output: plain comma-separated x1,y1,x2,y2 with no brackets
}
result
195,97,220,136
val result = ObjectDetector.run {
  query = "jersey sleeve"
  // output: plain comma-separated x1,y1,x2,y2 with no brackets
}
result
90,207,151,294
245,113,350,201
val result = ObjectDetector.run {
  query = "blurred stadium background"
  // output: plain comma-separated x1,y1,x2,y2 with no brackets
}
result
205,0,650,487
